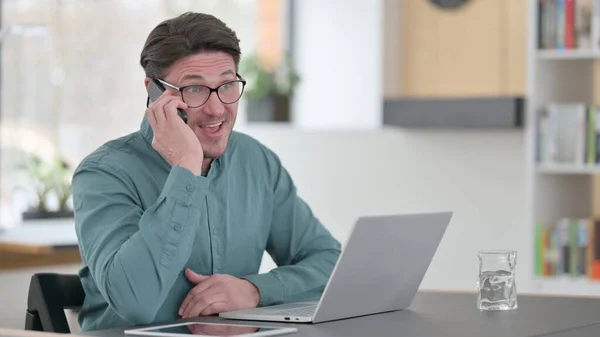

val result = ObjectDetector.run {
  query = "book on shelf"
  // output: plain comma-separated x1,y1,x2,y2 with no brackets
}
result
535,218,600,279
538,0,596,50
536,102,600,165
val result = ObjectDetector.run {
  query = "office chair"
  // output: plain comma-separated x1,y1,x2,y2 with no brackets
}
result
25,273,85,333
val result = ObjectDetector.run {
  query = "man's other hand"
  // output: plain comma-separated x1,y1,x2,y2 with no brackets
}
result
179,268,260,318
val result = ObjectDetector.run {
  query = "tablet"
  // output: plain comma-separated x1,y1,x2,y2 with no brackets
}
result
124,321,298,337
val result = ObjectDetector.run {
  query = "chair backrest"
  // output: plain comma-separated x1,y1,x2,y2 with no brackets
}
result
25,273,85,333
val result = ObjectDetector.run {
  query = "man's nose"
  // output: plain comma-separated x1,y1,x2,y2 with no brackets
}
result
202,91,225,116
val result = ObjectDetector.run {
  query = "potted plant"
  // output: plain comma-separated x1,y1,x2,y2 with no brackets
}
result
19,153,74,220
239,53,300,122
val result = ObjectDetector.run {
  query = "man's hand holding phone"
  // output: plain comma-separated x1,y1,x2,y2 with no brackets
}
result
145,92,203,176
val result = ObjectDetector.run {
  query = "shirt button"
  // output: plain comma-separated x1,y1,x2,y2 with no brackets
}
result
174,224,182,231
212,228,218,235
186,184,194,192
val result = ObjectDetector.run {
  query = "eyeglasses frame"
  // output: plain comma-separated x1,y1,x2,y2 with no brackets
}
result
151,73,247,108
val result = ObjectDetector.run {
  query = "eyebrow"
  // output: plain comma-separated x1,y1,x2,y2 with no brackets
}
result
181,70,235,82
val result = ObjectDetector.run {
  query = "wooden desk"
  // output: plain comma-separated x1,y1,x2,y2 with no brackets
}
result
0,220,81,270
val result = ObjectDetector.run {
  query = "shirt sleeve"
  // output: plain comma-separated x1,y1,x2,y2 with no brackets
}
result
242,153,341,306
73,161,209,324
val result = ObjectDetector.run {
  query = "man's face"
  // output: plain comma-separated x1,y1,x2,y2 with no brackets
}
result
162,51,239,159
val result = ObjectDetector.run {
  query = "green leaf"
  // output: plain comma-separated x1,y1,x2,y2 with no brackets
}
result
239,52,300,100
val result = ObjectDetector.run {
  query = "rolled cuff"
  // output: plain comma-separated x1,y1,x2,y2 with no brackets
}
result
241,273,284,307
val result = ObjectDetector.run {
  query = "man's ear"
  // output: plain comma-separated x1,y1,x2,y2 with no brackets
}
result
144,77,152,91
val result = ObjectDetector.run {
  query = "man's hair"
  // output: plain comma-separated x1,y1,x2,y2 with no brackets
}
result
140,12,241,79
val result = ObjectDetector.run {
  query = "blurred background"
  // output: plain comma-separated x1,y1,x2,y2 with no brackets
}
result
1,0,598,332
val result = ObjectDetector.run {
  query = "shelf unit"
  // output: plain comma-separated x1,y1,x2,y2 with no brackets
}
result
532,277,600,296
536,49,600,60
527,0,600,296
537,164,600,175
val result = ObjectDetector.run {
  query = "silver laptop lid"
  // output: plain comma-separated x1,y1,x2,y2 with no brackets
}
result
312,212,452,323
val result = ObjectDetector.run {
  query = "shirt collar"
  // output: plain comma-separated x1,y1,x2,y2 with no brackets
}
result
140,115,153,145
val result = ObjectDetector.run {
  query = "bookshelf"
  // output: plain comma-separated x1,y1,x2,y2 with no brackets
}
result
532,277,600,296
536,164,600,174
527,0,600,296
536,49,600,60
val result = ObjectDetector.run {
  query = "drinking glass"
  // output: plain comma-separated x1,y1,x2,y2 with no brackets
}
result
477,250,518,311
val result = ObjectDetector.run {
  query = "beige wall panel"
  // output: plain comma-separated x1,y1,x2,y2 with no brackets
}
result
507,0,527,96
401,0,504,97
390,0,526,98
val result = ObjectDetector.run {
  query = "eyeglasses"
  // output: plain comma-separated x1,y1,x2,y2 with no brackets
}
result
154,74,246,108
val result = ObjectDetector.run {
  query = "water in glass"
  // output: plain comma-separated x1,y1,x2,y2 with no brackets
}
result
477,250,517,311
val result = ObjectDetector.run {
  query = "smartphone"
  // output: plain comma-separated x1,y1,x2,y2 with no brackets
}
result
147,79,188,124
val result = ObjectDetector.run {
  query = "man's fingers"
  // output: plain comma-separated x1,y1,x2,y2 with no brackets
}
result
146,93,170,127
180,281,215,317
179,269,210,315
152,96,180,124
181,285,217,317
185,290,225,318
164,100,188,122
200,301,228,316
148,89,174,107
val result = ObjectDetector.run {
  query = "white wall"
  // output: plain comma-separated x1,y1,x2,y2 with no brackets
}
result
242,126,529,292
291,0,383,129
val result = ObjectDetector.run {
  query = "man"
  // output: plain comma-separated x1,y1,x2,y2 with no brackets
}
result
72,12,341,331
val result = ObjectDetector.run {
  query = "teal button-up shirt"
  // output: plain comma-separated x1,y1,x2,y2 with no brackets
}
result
72,117,341,331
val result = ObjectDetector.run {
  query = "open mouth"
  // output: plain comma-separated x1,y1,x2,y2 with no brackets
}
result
199,121,224,137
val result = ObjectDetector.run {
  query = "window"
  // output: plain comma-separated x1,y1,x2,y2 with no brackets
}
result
0,0,279,226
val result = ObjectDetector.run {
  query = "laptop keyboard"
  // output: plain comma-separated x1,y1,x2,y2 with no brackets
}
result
270,305,317,317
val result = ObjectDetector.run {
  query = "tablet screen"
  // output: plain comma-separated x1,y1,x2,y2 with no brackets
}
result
126,322,295,337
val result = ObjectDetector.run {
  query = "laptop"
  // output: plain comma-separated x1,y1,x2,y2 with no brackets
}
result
219,211,452,323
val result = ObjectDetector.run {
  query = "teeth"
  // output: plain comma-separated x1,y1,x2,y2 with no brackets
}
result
202,122,222,128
